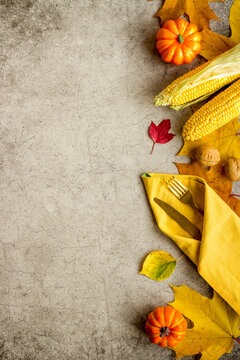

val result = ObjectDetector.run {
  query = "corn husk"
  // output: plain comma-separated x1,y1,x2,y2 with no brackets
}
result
154,43,240,110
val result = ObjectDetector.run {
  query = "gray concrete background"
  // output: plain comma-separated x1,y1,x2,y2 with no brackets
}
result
0,0,239,359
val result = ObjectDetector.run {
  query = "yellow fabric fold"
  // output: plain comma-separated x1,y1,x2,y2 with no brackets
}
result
142,173,240,315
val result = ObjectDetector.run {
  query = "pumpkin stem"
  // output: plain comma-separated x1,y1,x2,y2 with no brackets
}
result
178,35,184,44
160,327,171,337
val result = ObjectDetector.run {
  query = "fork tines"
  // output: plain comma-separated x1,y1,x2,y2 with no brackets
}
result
166,176,187,199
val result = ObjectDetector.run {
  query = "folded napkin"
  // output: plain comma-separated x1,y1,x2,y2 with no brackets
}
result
142,173,240,315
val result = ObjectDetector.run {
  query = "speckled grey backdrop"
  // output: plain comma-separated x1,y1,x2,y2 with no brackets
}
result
0,0,239,359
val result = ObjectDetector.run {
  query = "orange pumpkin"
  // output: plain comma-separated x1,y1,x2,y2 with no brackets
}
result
156,19,201,65
145,305,187,348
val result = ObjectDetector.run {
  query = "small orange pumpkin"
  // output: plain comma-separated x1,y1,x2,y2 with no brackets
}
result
156,18,201,65
145,305,187,348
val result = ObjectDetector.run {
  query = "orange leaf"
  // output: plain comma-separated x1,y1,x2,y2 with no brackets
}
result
156,0,224,31
175,161,240,216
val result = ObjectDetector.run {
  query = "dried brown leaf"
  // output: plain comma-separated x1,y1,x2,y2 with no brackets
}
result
175,161,240,216
156,0,224,30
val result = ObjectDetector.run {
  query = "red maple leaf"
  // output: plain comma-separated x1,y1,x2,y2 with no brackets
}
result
149,119,175,154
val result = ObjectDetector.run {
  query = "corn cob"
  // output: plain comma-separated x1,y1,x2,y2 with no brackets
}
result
154,44,240,110
182,79,240,141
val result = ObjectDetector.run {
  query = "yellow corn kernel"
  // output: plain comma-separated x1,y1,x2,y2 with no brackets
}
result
182,79,240,141
164,61,210,92
156,60,211,106
171,74,240,105
154,44,240,109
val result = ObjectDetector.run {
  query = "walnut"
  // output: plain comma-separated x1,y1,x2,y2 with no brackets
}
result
195,145,220,167
224,157,240,181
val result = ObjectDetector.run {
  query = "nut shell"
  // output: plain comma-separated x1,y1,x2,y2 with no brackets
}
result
224,157,240,181
195,145,220,167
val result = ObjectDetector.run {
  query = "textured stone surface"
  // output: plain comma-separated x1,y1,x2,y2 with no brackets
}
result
0,0,239,359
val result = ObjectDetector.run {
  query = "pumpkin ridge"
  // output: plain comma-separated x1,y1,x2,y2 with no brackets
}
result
151,312,162,328
163,20,179,36
147,321,160,331
156,39,175,54
165,28,178,36
181,44,195,64
156,28,177,41
167,308,176,328
149,335,162,345
171,330,186,335
171,43,182,62
168,334,179,347
171,317,185,328
175,19,188,37
183,23,198,37
156,337,162,345
161,307,166,327
150,333,161,338
164,336,168,347
169,41,181,59
182,23,193,37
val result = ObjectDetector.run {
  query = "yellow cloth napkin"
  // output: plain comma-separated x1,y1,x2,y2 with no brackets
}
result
142,173,240,315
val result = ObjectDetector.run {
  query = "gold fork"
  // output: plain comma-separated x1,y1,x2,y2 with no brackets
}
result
166,176,204,215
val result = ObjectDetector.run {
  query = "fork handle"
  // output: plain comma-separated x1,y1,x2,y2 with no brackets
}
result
192,200,204,216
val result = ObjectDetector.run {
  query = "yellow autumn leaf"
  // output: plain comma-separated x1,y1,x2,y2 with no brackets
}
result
155,0,224,31
140,251,177,281
169,285,240,360
229,0,240,44
177,117,240,161
200,27,235,60
201,0,240,60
